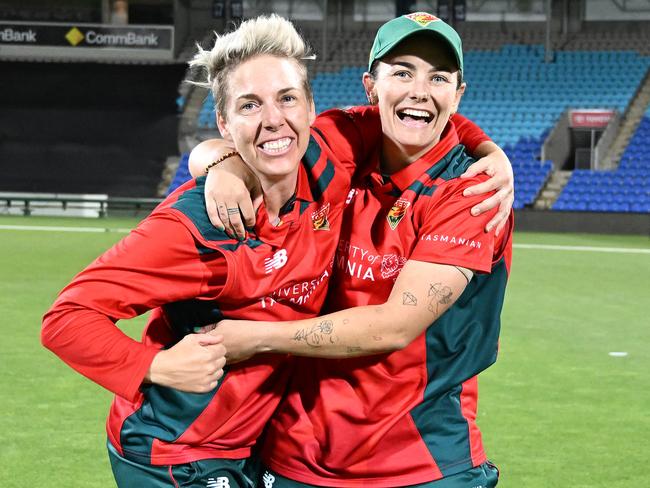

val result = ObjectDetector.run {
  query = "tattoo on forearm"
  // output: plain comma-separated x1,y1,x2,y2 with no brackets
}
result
402,291,417,306
346,346,362,353
292,320,338,348
427,282,453,316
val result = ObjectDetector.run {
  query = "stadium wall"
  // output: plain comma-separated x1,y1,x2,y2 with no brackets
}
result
515,209,650,236
0,61,186,197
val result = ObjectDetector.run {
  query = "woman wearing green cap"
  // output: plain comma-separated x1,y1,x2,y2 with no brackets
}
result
190,12,507,487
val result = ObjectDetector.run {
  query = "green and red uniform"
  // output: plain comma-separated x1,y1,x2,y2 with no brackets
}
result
42,107,490,486
42,120,362,472
261,113,512,487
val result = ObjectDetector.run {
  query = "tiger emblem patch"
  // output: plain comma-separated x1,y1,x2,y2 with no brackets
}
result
386,199,410,230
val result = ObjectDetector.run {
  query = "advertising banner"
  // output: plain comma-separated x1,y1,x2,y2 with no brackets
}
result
0,22,172,50
569,110,615,128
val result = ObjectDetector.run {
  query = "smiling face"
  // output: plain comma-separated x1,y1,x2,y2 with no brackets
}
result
363,33,465,170
217,54,316,187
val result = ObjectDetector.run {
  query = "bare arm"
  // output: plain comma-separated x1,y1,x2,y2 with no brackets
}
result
209,259,472,361
188,139,261,238
461,141,514,235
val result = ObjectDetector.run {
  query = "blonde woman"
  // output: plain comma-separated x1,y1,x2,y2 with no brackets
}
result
43,15,376,487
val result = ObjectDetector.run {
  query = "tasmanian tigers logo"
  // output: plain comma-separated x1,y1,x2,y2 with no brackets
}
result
311,203,330,231
386,199,410,230
405,12,440,26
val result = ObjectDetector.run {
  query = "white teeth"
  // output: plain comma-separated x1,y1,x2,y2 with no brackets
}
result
261,137,291,152
401,108,431,118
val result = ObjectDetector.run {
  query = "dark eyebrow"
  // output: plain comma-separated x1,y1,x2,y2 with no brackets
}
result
235,93,260,102
389,61,454,73
391,61,417,70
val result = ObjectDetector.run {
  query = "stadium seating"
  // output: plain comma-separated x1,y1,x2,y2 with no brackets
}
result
198,92,218,130
554,114,650,213
195,45,649,143
167,153,191,195
189,44,650,212
507,135,554,210
563,28,650,56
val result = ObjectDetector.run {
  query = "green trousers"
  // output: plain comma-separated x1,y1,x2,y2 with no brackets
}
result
256,462,498,488
107,442,254,488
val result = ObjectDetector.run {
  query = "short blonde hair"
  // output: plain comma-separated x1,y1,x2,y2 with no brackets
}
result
190,14,314,119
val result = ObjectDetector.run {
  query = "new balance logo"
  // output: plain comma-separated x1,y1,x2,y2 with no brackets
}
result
262,471,276,487
206,477,230,488
264,249,288,274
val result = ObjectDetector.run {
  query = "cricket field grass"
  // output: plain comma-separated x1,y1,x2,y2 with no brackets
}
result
1,215,648,487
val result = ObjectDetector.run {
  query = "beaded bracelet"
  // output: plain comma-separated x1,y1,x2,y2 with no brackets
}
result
204,150,240,174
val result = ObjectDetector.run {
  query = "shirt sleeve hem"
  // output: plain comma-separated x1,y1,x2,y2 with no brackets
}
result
123,345,162,403
409,251,493,274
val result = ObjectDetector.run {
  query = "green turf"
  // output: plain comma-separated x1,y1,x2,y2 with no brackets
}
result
0,216,142,488
1,216,648,487
481,231,650,487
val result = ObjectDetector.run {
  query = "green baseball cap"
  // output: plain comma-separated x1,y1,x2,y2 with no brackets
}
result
368,12,463,74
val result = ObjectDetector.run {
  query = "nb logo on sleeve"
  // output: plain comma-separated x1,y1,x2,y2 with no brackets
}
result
206,477,230,488
262,471,276,487
264,249,288,274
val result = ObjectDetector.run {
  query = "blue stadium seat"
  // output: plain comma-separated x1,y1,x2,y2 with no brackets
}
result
166,153,191,195
554,112,650,213
189,46,650,214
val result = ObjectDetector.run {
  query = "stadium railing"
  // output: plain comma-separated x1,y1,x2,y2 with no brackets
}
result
0,193,162,218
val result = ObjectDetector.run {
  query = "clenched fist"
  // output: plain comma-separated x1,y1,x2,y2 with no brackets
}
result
145,333,227,393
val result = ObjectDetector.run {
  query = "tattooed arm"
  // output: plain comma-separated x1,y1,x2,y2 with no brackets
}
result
209,260,472,361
